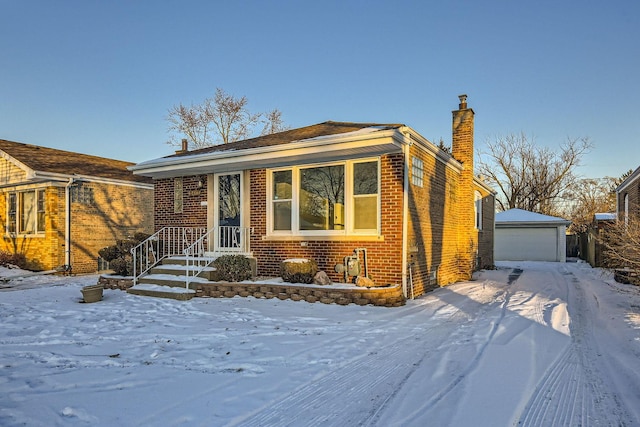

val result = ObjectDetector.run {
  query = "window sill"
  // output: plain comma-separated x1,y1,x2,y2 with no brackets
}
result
5,233,46,239
262,234,384,242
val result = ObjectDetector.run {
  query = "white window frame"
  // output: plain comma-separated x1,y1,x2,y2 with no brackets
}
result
624,193,629,227
6,189,46,236
474,191,483,230
411,156,424,187
267,158,381,237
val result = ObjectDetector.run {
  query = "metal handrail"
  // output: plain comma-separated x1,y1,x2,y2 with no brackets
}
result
131,227,207,286
183,226,252,289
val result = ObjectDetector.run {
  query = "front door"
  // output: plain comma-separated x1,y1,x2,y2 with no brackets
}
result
214,173,242,251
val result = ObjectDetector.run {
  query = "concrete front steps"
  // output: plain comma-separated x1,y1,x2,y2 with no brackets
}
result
127,256,216,301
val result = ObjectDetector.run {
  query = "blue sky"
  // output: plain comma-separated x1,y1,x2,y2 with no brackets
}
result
1,1,638,178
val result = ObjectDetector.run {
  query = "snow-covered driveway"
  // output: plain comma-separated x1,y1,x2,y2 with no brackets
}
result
1,261,638,426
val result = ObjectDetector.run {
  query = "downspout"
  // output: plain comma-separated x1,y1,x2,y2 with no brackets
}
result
64,177,75,271
401,130,412,298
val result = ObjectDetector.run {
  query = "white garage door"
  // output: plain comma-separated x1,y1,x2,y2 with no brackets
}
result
495,227,559,261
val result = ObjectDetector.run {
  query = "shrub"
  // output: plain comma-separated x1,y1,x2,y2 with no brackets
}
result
99,233,150,276
0,251,27,269
281,259,318,284
212,255,253,282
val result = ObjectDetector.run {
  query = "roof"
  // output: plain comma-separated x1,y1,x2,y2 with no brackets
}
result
495,208,571,226
594,212,616,221
168,121,404,158
616,165,640,193
0,139,152,185
131,121,409,179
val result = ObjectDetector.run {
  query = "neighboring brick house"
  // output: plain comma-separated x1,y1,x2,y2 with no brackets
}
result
131,95,494,297
616,165,640,223
0,139,154,273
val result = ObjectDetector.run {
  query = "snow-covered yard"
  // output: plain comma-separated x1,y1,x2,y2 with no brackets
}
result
1,261,639,426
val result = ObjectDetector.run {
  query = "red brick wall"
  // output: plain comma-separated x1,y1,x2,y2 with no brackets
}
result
250,154,405,286
155,176,207,229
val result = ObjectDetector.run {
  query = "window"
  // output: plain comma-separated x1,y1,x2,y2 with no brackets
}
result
353,161,378,230
624,193,629,227
411,157,424,187
474,191,483,230
269,159,380,235
70,185,94,204
272,170,292,231
174,177,183,213
6,189,46,235
300,164,344,231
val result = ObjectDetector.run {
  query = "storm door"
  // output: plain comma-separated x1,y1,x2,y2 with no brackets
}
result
214,173,242,251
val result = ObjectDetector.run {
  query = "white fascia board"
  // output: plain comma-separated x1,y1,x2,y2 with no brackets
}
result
30,171,153,189
473,177,496,195
401,127,463,174
0,150,35,177
131,129,405,178
616,165,640,193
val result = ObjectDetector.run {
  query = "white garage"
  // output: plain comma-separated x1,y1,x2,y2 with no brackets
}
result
495,208,571,262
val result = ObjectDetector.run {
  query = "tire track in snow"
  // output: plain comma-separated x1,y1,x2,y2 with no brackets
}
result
516,267,631,426
230,286,510,427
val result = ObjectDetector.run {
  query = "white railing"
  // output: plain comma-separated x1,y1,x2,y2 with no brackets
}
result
183,226,251,289
131,227,207,286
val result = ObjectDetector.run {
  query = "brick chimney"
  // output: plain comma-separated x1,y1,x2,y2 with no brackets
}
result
175,138,189,155
451,94,476,279
452,94,473,167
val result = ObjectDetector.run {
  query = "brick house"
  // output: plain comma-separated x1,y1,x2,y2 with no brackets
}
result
131,95,494,298
0,139,154,273
616,165,640,223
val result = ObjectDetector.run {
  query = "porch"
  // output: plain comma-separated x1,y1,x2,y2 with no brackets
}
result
122,226,404,306
131,226,252,288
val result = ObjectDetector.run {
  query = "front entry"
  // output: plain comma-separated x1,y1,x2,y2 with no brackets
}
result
214,173,242,251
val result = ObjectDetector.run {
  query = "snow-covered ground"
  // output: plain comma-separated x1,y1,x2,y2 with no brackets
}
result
1,261,639,426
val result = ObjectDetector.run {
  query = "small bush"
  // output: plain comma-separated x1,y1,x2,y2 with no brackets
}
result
0,251,27,269
212,255,253,282
99,233,150,276
281,259,318,284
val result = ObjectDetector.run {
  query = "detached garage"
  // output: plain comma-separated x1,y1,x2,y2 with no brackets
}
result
495,208,571,262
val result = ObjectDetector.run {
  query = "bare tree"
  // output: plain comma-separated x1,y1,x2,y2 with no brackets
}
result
564,177,617,232
600,218,640,272
167,88,286,149
260,109,290,135
564,170,634,232
477,133,592,215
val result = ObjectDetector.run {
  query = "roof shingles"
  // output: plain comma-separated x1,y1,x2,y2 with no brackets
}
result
0,139,151,184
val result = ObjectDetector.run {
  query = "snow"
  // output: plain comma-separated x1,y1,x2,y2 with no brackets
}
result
595,212,616,221
1,261,639,426
496,208,571,224
129,284,196,294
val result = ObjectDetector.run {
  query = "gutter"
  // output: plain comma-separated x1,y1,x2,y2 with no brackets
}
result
401,129,412,299
64,177,74,271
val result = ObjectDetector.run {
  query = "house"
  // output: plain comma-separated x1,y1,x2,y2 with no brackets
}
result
0,139,154,273
130,95,495,298
616,165,640,223
495,208,570,262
